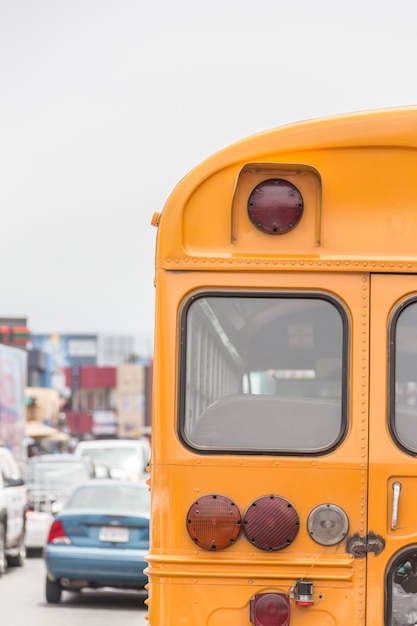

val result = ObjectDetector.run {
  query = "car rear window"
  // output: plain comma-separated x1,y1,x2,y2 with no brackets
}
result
66,484,150,514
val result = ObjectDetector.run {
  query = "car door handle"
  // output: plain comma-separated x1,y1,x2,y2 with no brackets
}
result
391,481,402,530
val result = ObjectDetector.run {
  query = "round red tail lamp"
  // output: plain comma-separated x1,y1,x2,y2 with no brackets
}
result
250,592,290,626
243,495,299,551
186,494,242,550
247,178,303,234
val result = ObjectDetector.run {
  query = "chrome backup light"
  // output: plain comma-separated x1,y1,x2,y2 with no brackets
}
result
307,503,349,546
247,178,304,234
186,494,242,550
250,592,290,626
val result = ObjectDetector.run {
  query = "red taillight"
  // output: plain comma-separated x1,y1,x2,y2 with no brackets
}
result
47,520,72,545
243,495,299,551
186,494,242,550
247,178,303,234
250,592,290,626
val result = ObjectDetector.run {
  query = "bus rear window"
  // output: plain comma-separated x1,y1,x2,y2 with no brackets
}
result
180,293,347,455
391,299,417,453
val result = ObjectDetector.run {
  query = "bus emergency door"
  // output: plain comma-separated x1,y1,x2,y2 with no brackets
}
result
369,274,417,625
177,271,368,625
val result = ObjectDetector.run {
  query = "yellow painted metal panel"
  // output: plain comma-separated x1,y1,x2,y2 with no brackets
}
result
155,108,417,271
149,109,417,625
149,270,368,624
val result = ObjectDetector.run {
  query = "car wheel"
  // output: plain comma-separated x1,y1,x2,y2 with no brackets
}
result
0,525,6,577
45,577,62,604
7,532,26,567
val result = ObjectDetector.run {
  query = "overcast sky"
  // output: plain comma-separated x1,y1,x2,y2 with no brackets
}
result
2,0,417,356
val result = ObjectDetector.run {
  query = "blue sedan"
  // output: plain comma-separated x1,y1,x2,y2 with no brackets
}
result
43,479,150,603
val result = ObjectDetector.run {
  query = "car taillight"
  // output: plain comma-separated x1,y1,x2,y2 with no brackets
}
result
186,494,242,550
247,178,303,234
250,592,290,626
47,520,72,545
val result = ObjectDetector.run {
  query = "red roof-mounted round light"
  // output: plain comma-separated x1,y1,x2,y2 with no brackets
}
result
247,178,303,234
243,495,299,551
186,494,242,550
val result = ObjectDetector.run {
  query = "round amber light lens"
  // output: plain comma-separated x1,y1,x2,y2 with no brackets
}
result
247,178,303,234
186,494,242,550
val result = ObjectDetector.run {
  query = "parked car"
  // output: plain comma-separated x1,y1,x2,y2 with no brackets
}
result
43,479,150,603
25,454,98,551
74,438,151,481
0,444,27,574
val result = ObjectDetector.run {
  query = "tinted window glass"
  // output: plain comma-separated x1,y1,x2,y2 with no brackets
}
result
180,293,347,454
393,300,417,452
66,484,150,513
387,548,417,626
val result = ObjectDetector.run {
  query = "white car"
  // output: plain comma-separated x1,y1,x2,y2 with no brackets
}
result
0,445,27,574
74,438,150,482
25,454,97,551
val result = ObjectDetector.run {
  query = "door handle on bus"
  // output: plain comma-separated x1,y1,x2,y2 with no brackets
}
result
391,482,402,530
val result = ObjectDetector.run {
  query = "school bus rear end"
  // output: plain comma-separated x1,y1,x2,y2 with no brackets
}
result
147,108,417,625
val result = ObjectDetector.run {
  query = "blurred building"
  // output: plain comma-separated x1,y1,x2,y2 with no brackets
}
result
0,324,153,440
25,387,60,426
0,317,31,348
63,362,152,438
0,317,65,411
31,333,138,367
116,364,146,438
0,318,58,388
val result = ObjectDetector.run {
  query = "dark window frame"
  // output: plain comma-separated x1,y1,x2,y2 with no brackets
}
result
389,296,417,456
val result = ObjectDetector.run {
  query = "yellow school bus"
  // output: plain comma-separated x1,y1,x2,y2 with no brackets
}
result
147,107,417,625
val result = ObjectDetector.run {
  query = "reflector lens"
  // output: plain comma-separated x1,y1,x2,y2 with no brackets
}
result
251,592,290,626
243,495,299,551
307,503,349,546
247,179,303,234
186,494,242,550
